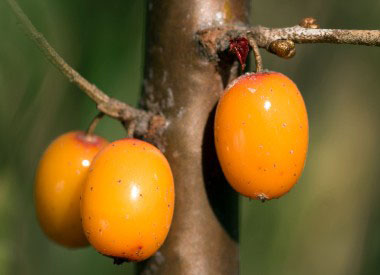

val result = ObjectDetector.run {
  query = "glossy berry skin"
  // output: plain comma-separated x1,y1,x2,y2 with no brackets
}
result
80,139,175,262
214,72,308,200
35,131,108,248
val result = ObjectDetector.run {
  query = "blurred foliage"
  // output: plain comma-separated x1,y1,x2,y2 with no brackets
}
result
1,0,380,274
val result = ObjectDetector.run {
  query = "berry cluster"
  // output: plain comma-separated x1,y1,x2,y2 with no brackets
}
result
35,132,174,262
34,54,308,264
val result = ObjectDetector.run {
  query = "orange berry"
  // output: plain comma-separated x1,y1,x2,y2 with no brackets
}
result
214,72,308,200
80,139,175,262
35,131,108,248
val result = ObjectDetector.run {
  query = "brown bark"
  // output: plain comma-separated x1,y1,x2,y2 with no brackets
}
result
138,0,249,274
197,25,380,60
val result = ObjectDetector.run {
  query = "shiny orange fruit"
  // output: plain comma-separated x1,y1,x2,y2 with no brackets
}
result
35,131,108,247
214,72,308,200
80,139,175,262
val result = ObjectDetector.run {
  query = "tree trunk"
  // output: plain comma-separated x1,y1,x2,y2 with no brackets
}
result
138,0,250,274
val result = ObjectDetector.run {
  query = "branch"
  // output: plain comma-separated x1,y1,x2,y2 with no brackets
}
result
196,18,380,60
6,0,155,135
252,26,380,47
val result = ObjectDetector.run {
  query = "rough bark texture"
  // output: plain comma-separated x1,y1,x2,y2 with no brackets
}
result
138,0,249,274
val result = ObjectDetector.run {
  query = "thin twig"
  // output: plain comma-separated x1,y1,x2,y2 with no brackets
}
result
6,0,150,124
251,26,380,48
196,23,380,60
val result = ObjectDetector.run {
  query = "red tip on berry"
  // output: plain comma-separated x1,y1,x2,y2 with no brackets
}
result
229,37,250,70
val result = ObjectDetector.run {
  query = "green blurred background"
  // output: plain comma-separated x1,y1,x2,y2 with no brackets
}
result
1,0,380,274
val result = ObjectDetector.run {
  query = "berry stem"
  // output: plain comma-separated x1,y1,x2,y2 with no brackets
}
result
86,112,105,137
126,121,136,138
247,36,263,73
